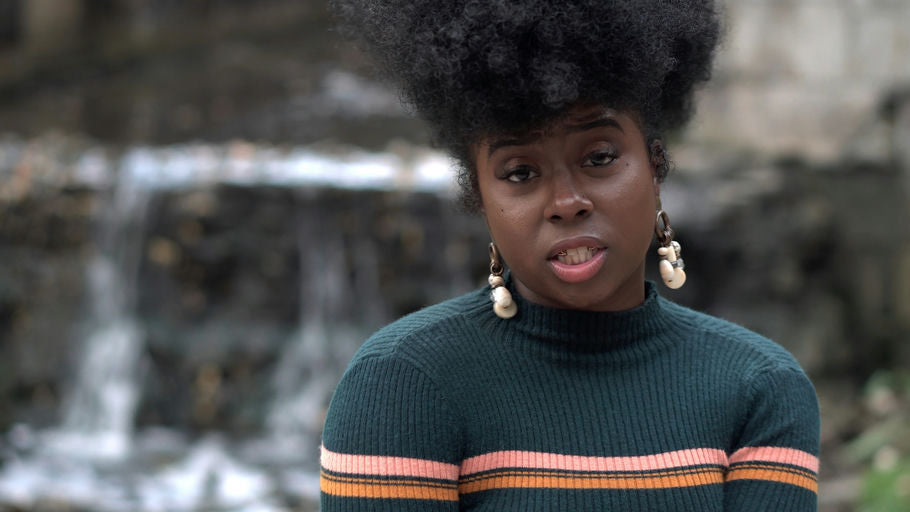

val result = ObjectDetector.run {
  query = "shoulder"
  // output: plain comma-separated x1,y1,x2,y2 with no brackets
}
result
658,297,807,378
349,287,490,367
326,288,489,434
658,299,819,451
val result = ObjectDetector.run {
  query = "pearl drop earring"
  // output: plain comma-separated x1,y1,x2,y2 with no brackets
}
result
654,202,687,289
488,243,517,319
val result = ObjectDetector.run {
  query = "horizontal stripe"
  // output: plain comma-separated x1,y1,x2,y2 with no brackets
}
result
321,445,818,498
729,446,819,474
728,462,817,481
321,445,459,481
458,466,726,485
459,465,726,484
321,471,459,501
726,466,818,493
323,471,458,490
460,448,728,476
459,467,724,493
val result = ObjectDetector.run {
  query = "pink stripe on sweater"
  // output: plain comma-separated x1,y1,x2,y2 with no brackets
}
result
729,446,819,474
321,445,459,481
460,448,728,476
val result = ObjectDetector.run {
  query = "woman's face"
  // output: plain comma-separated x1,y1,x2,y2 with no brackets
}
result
474,105,659,312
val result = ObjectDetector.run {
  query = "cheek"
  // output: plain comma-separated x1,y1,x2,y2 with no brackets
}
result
598,163,654,207
491,202,530,227
485,205,529,248
481,182,537,227
606,168,657,244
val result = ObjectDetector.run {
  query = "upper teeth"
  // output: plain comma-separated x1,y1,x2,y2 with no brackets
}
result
556,247,597,265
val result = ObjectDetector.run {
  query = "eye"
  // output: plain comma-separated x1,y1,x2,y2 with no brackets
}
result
582,148,618,167
503,165,539,183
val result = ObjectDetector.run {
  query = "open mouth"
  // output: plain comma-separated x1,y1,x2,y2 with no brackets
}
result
548,244,607,283
554,247,599,265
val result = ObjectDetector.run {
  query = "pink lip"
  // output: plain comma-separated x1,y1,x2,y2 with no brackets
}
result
549,249,606,283
547,236,607,284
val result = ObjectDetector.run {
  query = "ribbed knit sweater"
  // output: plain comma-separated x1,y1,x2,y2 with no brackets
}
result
320,281,820,511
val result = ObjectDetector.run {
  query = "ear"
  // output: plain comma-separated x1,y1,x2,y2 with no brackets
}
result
647,137,665,198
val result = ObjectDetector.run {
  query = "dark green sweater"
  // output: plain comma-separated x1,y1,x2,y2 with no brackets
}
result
320,281,820,511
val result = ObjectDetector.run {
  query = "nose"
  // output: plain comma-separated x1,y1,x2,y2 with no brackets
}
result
544,170,593,222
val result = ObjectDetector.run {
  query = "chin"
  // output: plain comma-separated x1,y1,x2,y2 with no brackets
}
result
543,282,617,311
559,292,614,311
554,272,646,312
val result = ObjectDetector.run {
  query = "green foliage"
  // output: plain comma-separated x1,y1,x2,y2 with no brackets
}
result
859,458,910,512
850,371,910,512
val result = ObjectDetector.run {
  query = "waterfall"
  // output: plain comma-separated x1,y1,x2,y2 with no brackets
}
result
254,191,377,469
0,139,460,510
47,159,150,460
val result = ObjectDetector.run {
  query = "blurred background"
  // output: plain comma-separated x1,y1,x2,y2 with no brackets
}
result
0,0,908,510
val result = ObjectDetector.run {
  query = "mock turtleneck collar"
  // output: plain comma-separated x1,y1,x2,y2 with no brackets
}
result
499,278,672,351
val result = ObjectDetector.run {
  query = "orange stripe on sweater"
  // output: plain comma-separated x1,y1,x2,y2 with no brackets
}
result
320,445,817,498
458,467,724,493
320,471,459,501
726,466,818,493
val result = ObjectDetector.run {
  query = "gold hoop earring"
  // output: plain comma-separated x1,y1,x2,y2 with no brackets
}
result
488,243,517,319
654,201,687,289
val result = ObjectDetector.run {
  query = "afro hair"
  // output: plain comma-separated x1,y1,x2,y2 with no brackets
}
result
331,0,722,209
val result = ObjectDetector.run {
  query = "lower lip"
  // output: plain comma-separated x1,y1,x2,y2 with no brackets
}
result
548,249,607,283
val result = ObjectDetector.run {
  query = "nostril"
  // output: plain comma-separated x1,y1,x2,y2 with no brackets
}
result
546,188,593,222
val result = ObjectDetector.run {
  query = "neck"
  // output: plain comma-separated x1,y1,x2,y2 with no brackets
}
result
498,280,670,351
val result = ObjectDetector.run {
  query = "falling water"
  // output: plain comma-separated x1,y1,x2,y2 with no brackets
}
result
46,165,150,460
261,193,376,464
0,140,458,511
0,150,154,508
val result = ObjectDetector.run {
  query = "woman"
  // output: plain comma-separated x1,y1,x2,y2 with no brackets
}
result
320,1,820,510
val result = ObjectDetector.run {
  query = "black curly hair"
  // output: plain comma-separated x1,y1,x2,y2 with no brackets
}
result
331,0,721,210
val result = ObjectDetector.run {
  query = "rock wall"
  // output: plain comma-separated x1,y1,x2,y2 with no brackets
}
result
0,0,420,147
0,187,95,427
686,0,910,165
2,0,909,164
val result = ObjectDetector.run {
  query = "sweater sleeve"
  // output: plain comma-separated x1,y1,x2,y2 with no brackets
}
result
724,366,821,511
320,354,462,511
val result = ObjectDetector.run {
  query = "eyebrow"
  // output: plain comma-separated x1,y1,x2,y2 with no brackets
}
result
486,116,625,157
566,117,625,134
487,136,536,157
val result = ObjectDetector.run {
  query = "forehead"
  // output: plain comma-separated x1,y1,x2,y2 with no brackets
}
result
476,105,641,153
